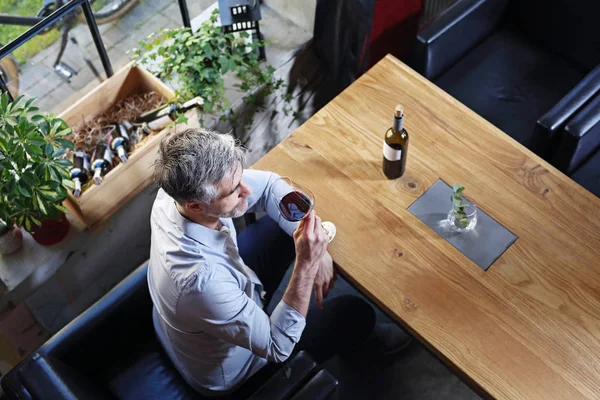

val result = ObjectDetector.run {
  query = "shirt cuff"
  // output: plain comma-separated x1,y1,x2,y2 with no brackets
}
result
270,300,306,343
279,219,299,237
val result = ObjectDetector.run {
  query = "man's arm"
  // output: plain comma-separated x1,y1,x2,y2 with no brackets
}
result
245,170,337,309
177,268,307,363
244,169,298,236
284,211,328,316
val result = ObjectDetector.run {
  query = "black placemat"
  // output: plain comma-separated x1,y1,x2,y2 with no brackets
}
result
407,179,517,271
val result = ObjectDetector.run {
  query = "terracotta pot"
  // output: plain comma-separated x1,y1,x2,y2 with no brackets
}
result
30,213,70,246
0,227,23,255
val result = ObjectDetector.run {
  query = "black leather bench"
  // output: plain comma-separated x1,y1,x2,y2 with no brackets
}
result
1,263,338,400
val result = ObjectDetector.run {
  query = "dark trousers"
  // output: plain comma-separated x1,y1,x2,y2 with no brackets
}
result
227,216,376,397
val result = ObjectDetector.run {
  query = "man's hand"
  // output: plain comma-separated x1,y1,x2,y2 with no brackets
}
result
314,251,337,310
293,210,328,270
284,211,329,317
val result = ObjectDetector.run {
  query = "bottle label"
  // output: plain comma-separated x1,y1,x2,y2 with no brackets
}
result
383,141,402,161
148,115,173,131
103,147,112,162
75,151,91,171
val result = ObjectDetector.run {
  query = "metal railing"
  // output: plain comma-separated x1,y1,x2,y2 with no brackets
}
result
0,0,193,102
178,0,191,28
0,0,114,102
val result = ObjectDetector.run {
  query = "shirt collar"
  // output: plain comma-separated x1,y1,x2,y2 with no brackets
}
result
169,199,229,249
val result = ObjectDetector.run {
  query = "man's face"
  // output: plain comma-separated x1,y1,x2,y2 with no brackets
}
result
206,163,252,219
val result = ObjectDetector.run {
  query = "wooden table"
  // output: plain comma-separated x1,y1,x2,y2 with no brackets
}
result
253,55,600,399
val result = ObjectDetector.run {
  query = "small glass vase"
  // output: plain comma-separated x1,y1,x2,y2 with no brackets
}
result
447,199,478,233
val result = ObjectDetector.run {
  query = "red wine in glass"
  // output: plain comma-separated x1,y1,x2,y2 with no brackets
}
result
270,177,336,242
278,191,313,222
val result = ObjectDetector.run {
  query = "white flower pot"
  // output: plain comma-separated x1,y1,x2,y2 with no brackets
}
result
0,227,23,255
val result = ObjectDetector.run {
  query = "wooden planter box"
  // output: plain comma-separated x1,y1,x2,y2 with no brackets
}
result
59,65,195,229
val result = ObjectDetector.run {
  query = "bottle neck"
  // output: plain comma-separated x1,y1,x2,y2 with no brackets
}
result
72,177,82,197
116,146,128,163
137,97,202,125
93,168,103,185
393,115,403,132
117,125,129,140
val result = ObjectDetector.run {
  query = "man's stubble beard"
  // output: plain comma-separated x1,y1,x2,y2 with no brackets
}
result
209,198,248,219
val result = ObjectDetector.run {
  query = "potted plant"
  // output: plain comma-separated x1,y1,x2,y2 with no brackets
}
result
0,92,75,250
448,184,478,233
0,220,22,255
132,9,287,131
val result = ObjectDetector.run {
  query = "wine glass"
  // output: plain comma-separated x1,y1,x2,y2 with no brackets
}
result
270,177,336,242
270,177,315,222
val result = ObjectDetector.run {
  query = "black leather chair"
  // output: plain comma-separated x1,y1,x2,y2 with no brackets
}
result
558,92,600,197
412,0,600,163
1,263,338,400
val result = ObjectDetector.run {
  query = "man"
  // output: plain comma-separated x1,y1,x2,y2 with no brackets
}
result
148,128,381,397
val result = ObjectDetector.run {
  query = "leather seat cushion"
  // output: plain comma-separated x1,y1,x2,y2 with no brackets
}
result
107,339,200,400
502,0,600,71
435,29,585,146
571,150,600,198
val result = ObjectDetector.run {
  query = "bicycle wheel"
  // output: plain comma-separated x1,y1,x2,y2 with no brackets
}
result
0,55,20,99
76,0,138,25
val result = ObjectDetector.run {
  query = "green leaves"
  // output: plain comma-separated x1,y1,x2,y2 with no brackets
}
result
55,138,74,149
21,171,40,186
174,112,189,125
43,143,54,157
0,91,8,114
132,8,287,129
452,184,464,194
451,183,468,215
0,92,75,234
52,147,67,158
18,186,32,198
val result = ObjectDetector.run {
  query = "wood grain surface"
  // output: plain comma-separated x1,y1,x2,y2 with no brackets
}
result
253,55,600,399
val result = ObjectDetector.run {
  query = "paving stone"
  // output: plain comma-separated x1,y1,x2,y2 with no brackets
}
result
45,306,77,335
164,0,216,23
163,16,183,30
187,0,215,18
38,41,63,69
145,0,177,13
0,302,49,358
18,62,52,93
117,0,157,28
99,24,129,48
107,41,136,71
66,63,104,92
0,332,22,370
58,78,100,115
126,11,172,41
45,83,78,114
28,50,48,67
69,22,115,48
31,92,62,114
162,2,187,26
98,20,117,35
25,278,71,333
21,75,62,101
0,303,37,349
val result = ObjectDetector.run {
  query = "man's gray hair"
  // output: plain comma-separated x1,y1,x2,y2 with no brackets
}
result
153,128,245,204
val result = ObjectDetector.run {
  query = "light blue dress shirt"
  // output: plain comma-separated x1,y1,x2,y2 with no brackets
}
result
148,170,301,396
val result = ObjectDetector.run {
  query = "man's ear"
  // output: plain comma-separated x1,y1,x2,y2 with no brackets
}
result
184,200,205,214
